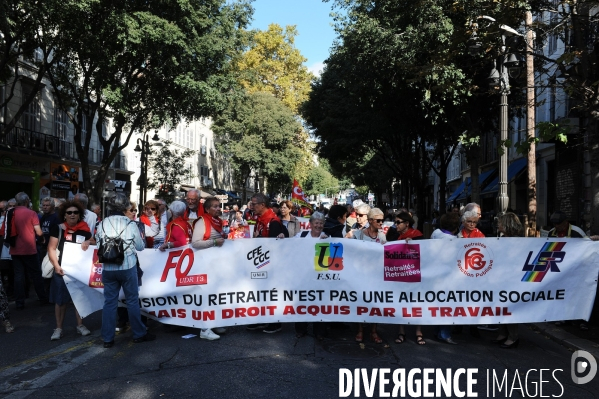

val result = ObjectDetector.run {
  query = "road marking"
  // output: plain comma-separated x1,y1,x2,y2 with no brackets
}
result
0,339,104,399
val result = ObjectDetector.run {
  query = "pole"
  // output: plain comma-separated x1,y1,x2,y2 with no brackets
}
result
496,61,510,215
525,11,537,236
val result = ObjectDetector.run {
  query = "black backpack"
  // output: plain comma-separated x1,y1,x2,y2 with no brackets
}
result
97,219,132,265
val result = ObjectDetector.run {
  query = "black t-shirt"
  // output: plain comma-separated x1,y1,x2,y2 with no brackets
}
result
39,212,60,247
50,224,92,264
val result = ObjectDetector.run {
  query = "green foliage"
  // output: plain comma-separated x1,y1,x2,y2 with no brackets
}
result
212,91,303,195
45,0,252,203
513,121,569,155
147,140,196,203
303,164,339,196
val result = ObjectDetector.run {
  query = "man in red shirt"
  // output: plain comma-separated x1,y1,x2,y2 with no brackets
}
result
9,192,47,309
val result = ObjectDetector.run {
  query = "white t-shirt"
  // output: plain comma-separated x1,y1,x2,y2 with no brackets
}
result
83,210,97,233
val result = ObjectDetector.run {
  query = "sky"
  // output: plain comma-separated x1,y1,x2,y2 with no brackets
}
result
248,0,339,76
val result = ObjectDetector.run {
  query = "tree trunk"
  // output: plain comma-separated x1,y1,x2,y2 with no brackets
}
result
470,145,481,205
526,11,537,237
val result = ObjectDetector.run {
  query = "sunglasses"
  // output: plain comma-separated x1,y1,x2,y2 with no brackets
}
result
65,210,80,215
357,213,367,217
129,209,138,213
395,220,406,225
147,207,156,211
372,219,384,223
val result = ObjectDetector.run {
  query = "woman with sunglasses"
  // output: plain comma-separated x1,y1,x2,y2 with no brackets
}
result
47,201,93,340
386,212,423,242
386,211,425,345
458,210,485,238
139,200,162,248
351,208,387,344
345,203,371,238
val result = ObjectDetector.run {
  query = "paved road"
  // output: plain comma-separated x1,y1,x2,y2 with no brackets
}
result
1,300,598,398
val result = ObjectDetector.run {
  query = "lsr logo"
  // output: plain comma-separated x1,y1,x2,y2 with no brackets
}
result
160,248,207,286
314,242,344,280
247,246,270,269
522,242,566,282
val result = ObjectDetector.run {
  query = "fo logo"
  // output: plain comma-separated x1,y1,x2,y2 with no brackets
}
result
314,242,344,272
457,243,493,278
522,242,565,282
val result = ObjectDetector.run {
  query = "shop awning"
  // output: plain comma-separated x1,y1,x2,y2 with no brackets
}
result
446,179,469,203
456,168,497,201
481,157,528,196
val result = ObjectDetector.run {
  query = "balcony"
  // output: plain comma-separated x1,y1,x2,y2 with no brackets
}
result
0,124,74,160
0,124,126,170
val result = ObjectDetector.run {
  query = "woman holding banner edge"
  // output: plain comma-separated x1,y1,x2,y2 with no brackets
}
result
351,208,387,344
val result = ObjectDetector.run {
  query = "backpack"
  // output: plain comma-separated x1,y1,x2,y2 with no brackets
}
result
97,218,132,265
271,219,289,238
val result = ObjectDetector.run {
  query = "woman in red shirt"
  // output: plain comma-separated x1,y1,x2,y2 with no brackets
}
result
159,201,192,251
458,210,485,238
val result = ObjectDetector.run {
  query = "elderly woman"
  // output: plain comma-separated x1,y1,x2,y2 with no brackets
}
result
139,200,162,248
97,193,149,348
48,200,93,340
279,200,301,238
191,197,227,341
352,208,387,344
493,212,524,349
345,203,371,238
458,210,485,238
294,212,328,339
159,201,193,251
295,212,328,238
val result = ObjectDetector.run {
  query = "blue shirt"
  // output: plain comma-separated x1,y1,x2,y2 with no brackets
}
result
95,215,145,271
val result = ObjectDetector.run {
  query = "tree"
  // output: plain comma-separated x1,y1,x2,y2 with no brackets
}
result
46,0,251,204
212,92,303,201
303,162,339,196
147,140,196,203
235,24,314,114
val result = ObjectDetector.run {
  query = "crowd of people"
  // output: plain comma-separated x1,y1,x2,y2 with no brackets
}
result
0,190,597,351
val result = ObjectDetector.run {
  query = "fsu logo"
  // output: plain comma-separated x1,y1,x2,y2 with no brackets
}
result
457,243,493,278
522,242,565,282
314,243,344,272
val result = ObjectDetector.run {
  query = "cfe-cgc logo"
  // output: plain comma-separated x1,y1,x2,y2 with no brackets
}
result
247,245,270,269
522,242,565,282
315,242,344,280
457,242,494,278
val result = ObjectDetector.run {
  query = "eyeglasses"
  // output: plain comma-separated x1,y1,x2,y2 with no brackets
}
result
186,197,198,201
465,220,478,225
395,220,406,225
251,202,263,206
65,210,80,215
372,219,384,223
357,213,367,217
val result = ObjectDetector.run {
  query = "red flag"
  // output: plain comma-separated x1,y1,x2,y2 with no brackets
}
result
291,180,312,210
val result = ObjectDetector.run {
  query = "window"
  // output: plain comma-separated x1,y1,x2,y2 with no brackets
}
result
54,108,68,139
21,87,41,131
548,0,559,55
200,165,209,177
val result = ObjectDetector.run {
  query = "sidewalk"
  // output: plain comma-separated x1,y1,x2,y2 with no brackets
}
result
531,321,599,360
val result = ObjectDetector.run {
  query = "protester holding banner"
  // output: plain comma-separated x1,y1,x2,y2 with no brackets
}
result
279,200,301,238
139,200,161,248
189,197,228,340
47,200,92,341
248,193,286,333
345,203,370,238
98,193,151,348
430,212,460,344
386,211,423,242
493,212,525,349
159,201,193,251
352,208,387,344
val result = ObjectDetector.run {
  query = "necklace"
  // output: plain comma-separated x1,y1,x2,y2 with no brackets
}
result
365,229,378,239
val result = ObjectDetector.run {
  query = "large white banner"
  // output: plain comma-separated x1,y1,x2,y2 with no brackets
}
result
61,237,599,328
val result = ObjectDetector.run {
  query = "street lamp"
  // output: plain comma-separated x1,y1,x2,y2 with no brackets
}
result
486,25,523,215
134,132,160,205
